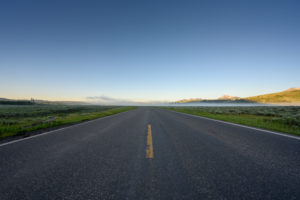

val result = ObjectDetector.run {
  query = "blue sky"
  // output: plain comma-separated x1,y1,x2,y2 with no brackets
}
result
1,0,299,102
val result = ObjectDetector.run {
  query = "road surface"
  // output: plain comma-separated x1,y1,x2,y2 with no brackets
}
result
0,107,299,200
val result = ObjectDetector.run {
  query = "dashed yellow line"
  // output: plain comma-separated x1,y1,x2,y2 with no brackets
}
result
146,124,154,159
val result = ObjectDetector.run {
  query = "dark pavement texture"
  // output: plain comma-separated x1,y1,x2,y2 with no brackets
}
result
0,107,299,200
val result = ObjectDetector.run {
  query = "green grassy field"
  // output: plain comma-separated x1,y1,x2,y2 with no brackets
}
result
0,105,136,138
163,106,300,136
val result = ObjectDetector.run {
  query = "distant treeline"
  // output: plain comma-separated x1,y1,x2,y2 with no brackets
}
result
0,100,35,105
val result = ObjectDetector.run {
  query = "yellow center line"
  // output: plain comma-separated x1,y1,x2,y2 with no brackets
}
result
146,124,154,159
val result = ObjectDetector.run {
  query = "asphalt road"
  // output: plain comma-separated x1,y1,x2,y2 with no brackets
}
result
0,107,299,200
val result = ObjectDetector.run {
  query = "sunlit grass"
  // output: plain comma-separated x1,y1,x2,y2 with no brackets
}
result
0,105,136,138
162,106,300,136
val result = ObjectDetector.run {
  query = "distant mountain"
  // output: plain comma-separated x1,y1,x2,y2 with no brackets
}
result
175,88,300,104
176,98,202,103
218,95,240,100
175,98,250,104
245,88,300,103
284,87,300,92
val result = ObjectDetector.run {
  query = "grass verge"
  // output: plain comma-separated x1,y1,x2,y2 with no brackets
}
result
162,106,300,136
0,105,136,138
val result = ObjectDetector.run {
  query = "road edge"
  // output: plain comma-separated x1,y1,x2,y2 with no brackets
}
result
161,108,300,140
0,108,136,147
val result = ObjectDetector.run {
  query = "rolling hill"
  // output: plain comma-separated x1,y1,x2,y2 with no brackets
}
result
175,88,300,104
245,88,300,103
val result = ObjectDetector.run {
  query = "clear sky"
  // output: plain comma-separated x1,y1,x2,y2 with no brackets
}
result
1,0,299,103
